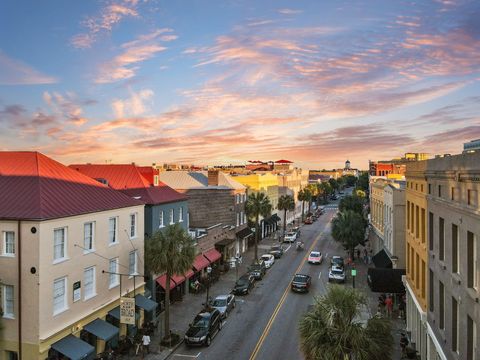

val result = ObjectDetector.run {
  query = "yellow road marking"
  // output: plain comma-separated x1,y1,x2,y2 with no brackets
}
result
249,230,324,360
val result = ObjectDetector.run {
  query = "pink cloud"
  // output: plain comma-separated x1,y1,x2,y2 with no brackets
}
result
0,51,58,85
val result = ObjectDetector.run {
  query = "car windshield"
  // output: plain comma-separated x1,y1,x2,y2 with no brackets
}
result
192,314,210,328
237,277,248,285
212,299,227,307
331,269,344,275
293,275,308,282
286,232,295,236
271,246,281,251
310,252,320,257
261,256,270,260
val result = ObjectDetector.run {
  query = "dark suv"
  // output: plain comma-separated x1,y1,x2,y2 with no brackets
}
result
248,263,266,280
184,309,222,346
233,274,255,295
291,274,311,293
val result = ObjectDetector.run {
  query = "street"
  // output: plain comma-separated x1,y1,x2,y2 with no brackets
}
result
169,203,342,360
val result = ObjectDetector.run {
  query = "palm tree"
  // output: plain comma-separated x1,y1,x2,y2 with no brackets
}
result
331,210,366,259
306,184,318,213
339,194,365,215
277,194,295,237
145,224,196,344
298,188,312,221
246,192,272,261
299,286,393,360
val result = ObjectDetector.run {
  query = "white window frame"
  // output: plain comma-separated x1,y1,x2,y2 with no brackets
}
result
53,277,68,315
169,209,174,224
2,285,14,319
130,213,137,239
236,212,240,227
2,231,15,256
109,258,120,289
83,222,95,253
84,266,96,300
240,211,244,225
159,211,164,228
109,217,118,245
236,194,240,204
179,207,184,222
129,250,138,277
243,213,247,224
53,228,68,264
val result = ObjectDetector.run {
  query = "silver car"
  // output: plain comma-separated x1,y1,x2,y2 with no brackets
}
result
210,294,236,319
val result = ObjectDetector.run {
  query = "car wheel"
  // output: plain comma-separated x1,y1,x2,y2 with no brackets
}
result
205,336,211,347
246,289,249,295
219,321,223,330
233,301,236,308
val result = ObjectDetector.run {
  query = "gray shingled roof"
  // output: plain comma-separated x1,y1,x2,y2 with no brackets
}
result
159,171,245,190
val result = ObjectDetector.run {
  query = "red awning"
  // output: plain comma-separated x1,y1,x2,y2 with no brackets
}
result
156,275,177,290
193,254,210,271
203,248,222,263
185,269,195,279
171,274,186,286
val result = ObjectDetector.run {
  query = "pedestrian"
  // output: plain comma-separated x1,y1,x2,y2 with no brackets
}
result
385,295,393,317
398,297,406,319
368,249,373,264
363,248,368,264
400,333,409,354
142,332,151,355
378,294,386,314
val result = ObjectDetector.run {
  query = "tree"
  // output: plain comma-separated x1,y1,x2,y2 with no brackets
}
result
145,224,196,344
342,175,357,187
355,189,366,198
277,194,295,237
339,194,364,215
331,210,366,259
297,188,312,221
306,184,318,213
299,286,393,360
246,192,272,261
317,182,332,204
328,178,339,193
356,172,369,192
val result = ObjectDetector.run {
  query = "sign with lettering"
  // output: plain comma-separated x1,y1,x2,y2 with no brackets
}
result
351,269,357,277
120,297,136,325
73,281,81,302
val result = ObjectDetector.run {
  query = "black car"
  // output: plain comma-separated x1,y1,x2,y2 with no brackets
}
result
269,245,284,258
232,274,255,295
248,263,266,280
291,274,311,293
184,309,222,346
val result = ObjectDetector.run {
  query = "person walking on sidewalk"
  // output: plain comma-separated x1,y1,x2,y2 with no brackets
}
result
142,332,151,357
385,295,393,317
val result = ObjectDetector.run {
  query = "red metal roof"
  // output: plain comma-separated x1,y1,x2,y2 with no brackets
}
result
192,254,210,271
156,275,177,290
0,152,142,220
203,248,222,263
69,164,187,205
275,159,293,164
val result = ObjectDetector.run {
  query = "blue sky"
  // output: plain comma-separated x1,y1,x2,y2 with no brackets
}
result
0,0,479,169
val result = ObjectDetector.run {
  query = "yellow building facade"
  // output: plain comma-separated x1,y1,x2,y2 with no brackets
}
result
233,172,279,209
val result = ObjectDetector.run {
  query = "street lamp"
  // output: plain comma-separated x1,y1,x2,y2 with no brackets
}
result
205,266,212,309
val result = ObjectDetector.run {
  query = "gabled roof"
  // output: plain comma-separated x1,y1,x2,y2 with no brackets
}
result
69,164,187,205
159,171,246,190
275,159,293,164
0,152,142,220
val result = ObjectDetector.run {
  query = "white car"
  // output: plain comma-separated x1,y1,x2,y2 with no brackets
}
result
260,254,275,268
284,231,298,243
328,265,346,283
308,251,323,264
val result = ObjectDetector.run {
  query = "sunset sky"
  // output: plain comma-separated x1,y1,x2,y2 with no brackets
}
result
0,0,479,169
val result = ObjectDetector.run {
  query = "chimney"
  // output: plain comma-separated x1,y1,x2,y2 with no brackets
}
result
208,169,219,186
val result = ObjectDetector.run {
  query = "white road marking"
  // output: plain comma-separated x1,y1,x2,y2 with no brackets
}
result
284,244,292,252
174,353,201,358
318,271,322,279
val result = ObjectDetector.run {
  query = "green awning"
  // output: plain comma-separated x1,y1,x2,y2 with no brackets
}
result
135,294,158,312
51,335,95,360
83,318,119,341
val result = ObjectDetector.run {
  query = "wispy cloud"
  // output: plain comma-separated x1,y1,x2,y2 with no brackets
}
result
95,28,175,83
43,91,89,125
111,88,154,118
0,51,58,85
277,8,303,15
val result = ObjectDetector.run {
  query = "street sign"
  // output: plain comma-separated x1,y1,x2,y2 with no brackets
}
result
351,269,357,277
120,297,136,325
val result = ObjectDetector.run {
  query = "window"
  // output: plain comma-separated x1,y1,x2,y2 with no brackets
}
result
407,201,410,231
5,351,18,360
415,183,418,191
236,213,240,227
416,254,420,289
451,187,455,201
467,231,476,289
2,285,14,318
429,212,434,251
452,224,459,274
179,207,184,222
411,203,414,235
421,208,426,243
84,267,96,300
415,205,419,239
467,316,476,360
240,211,244,225
53,277,67,315
109,258,119,288
439,217,445,261
109,217,118,244
130,213,137,238
243,193,246,202
154,175,159,186
243,212,247,224
84,222,94,252
421,260,426,299
159,211,164,228
439,281,445,330
468,189,477,206
169,209,174,224
452,297,459,352
438,184,442,198
3,231,15,256
53,228,67,262
129,251,137,276
421,184,424,192
428,183,432,194
429,270,434,312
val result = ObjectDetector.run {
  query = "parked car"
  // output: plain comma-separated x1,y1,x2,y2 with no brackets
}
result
269,245,284,258
248,263,266,280
185,309,222,346
308,251,323,264
210,294,235,319
292,226,301,235
291,274,311,293
304,217,313,225
330,256,345,269
284,231,298,243
233,273,255,295
328,265,346,283
260,254,275,268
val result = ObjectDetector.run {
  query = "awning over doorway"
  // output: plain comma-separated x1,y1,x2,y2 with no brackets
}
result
108,306,140,321
236,227,253,239
156,275,177,290
185,269,195,279
216,237,236,247
171,274,186,286
203,248,222,263
135,294,158,312
51,335,95,360
372,249,393,268
367,268,406,293
193,253,210,271
83,318,119,341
